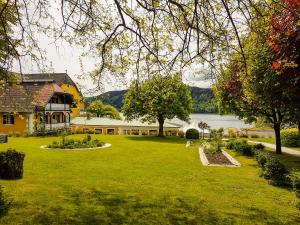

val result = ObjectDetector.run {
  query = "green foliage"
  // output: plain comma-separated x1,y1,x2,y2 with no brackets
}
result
281,128,300,147
185,129,199,139
87,100,121,120
256,152,289,186
253,143,265,151
262,157,289,186
292,175,300,199
0,149,25,179
233,141,253,156
48,137,105,149
204,141,222,153
255,151,269,169
0,186,11,217
122,74,193,136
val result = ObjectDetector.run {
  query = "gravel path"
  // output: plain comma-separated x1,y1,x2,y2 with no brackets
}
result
248,141,300,157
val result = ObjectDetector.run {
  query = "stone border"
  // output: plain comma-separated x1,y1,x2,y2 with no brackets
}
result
198,147,240,167
40,143,112,150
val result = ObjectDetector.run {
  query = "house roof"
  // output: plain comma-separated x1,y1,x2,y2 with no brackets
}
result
71,117,181,128
0,82,72,113
22,73,82,96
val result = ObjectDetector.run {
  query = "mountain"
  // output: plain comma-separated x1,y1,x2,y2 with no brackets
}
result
85,87,217,113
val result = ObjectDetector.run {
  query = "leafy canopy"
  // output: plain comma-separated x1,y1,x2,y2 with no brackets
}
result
87,100,121,120
122,74,193,123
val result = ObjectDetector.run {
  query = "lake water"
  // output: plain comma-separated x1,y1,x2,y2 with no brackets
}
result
168,113,253,130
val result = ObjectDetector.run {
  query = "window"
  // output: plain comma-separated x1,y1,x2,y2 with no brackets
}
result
3,115,14,125
95,128,103,134
107,128,115,134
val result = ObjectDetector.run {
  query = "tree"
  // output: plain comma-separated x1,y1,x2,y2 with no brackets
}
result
122,74,193,137
87,100,121,120
213,20,292,154
268,0,300,133
198,121,210,139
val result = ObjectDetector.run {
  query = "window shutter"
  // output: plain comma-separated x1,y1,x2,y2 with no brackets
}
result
3,115,7,124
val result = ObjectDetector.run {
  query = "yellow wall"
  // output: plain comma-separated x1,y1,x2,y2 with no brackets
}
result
0,113,28,135
60,84,85,117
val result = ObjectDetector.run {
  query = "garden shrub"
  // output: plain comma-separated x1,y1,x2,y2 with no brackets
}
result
292,175,300,199
253,143,265,151
186,129,199,139
250,134,260,138
225,139,254,154
255,151,269,168
87,135,92,141
261,157,289,186
0,149,25,179
48,137,105,149
226,140,235,149
228,128,238,138
206,141,222,153
281,128,300,147
0,186,11,217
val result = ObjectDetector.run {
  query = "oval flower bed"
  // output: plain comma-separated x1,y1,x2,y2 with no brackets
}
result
45,135,107,150
199,142,240,167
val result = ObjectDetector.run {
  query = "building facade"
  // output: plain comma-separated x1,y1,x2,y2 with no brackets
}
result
23,73,85,117
71,117,180,136
0,81,73,135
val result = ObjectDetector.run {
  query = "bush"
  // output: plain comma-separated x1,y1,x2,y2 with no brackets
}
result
281,128,300,147
250,134,260,138
204,141,222,153
0,149,25,179
262,156,289,186
255,151,268,168
87,134,92,141
186,129,199,139
253,143,265,151
0,186,11,217
228,128,238,138
226,140,235,149
293,176,300,198
231,140,253,156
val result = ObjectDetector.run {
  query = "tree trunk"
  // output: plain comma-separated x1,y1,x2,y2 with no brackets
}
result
274,122,282,154
158,116,164,137
202,128,204,139
298,121,300,135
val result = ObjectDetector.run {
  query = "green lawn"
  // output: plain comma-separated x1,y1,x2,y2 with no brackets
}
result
249,137,300,151
0,135,299,225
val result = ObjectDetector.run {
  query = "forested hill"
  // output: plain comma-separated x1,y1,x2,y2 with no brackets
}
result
85,87,217,113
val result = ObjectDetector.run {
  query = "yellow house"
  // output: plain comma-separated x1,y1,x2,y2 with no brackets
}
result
0,81,73,135
23,73,84,117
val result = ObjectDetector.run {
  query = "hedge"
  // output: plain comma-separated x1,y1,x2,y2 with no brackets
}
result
281,128,300,147
0,149,25,179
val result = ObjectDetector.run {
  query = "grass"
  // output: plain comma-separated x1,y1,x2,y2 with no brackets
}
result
0,135,299,225
249,137,300,151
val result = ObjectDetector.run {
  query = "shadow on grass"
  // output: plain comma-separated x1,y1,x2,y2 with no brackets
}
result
30,189,299,225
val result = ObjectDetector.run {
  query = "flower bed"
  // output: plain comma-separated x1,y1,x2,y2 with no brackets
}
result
199,142,240,167
47,135,105,149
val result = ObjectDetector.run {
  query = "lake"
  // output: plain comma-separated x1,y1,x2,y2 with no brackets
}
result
168,113,252,130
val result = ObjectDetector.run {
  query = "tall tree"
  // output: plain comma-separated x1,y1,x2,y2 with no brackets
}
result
122,74,193,137
213,17,292,154
87,100,121,120
268,0,300,133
